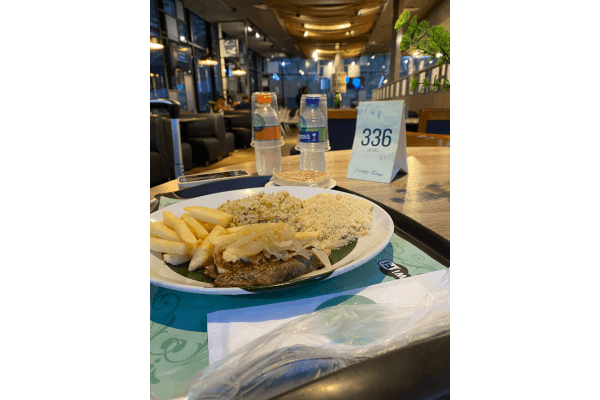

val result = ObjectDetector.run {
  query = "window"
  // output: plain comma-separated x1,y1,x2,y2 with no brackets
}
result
190,13,208,48
151,42,168,100
194,48,214,112
162,0,176,16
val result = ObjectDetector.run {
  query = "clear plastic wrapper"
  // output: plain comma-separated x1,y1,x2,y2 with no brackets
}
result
183,271,450,400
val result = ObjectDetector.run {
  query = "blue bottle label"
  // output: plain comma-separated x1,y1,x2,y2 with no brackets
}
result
299,116,326,143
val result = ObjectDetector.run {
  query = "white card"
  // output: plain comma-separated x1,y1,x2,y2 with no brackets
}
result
346,100,408,183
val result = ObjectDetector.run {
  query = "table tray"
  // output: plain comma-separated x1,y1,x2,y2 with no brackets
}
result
150,176,449,267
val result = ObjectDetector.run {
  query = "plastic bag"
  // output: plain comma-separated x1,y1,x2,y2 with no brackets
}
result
184,271,450,400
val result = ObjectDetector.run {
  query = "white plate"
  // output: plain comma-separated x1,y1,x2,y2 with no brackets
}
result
150,187,394,295
265,179,337,189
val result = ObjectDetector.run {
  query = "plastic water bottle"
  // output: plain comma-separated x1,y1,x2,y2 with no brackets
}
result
253,94,282,175
298,97,327,171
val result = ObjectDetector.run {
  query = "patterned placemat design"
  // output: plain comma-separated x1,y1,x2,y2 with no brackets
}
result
150,197,447,400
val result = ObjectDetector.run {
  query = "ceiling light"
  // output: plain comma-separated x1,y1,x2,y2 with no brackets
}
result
357,6,380,16
367,62,370,65
383,79,388,84
198,53,218,66
303,22,351,30
150,37,163,49
179,36,186,42
371,55,375,59
304,31,308,37
248,26,253,32
255,32,260,38
345,31,350,36
281,61,285,66
328,62,332,66
351,61,355,65
253,3,268,10
232,62,246,76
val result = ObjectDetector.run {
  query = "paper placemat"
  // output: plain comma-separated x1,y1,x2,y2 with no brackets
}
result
207,269,448,365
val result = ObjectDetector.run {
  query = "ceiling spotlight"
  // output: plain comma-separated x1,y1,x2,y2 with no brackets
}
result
328,62,332,66
281,61,285,66
345,31,350,36
371,55,375,59
248,26,253,32
351,61,355,65
304,22,351,30
357,6,380,16
304,31,308,37
255,32,260,38
367,62,370,66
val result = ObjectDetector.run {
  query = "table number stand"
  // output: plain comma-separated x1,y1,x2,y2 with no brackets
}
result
346,101,408,183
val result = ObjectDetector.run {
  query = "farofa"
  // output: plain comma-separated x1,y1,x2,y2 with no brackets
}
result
218,191,373,251
293,193,373,250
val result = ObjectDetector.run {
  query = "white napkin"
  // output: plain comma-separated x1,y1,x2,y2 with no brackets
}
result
207,269,449,365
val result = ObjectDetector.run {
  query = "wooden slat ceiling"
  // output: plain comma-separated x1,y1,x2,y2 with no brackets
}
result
262,0,387,59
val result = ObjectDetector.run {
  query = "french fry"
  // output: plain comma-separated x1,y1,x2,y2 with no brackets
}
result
163,253,192,265
181,213,209,239
150,221,183,242
185,206,233,227
163,211,197,246
200,221,216,231
188,225,226,271
296,231,320,243
150,238,190,255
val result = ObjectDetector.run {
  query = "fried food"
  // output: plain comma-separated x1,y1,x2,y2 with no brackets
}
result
189,225,226,271
184,206,233,227
150,221,183,242
181,213,209,239
163,211,198,246
150,238,190,256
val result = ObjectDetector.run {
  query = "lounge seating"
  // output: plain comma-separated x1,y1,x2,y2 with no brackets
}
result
224,110,252,148
418,109,450,135
184,113,235,166
150,114,194,187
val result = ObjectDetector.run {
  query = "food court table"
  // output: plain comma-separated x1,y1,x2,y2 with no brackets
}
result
151,148,450,240
150,147,449,400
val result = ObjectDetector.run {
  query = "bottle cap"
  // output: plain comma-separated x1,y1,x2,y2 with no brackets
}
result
306,97,319,106
257,94,271,104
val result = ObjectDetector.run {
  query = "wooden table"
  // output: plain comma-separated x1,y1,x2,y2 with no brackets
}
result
151,148,450,240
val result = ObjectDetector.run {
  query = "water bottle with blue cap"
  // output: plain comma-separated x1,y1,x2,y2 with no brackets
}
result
298,95,329,171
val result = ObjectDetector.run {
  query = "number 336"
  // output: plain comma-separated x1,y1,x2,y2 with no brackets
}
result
361,128,392,147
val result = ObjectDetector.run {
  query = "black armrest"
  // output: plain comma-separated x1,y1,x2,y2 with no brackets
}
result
269,333,450,400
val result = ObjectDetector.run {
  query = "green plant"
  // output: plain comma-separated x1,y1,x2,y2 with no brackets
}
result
395,11,450,93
